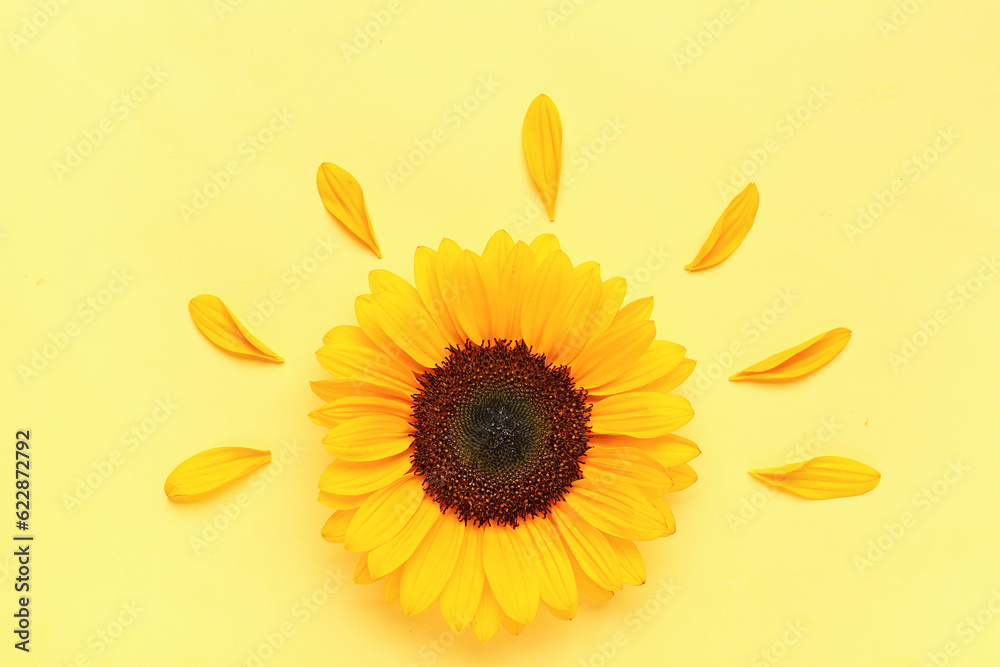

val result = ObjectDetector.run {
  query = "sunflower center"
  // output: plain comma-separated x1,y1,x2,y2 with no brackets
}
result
410,340,591,527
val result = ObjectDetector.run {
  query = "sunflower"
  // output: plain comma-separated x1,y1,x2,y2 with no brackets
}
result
311,230,699,640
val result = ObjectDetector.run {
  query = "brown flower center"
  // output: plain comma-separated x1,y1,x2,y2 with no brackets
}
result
410,340,591,527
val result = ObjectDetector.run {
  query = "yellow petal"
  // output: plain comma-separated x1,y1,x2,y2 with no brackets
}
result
591,433,701,469
528,233,561,262
309,379,410,404
367,493,441,578
520,250,573,353
547,265,605,366
439,527,485,632
399,512,465,616
316,326,417,394
344,475,424,552
590,276,628,341
309,396,411,428
482,525,539,624
318,451,412,495
571,321,656,390
316,162,381,258
650,498,677,536
368,269,420,299
322,416,413,461
665,463,698,493
749,456,881,500
383,568,403,605
521,251,604,364
604,534,646,586
495,241,537,340
542,601,572,621
448,250,495,345
354,553,377,584
321,509,356,543
645,358,697,393
317,489,370,510
565,479,667,541
550,505,622,591
188,295,283,363
368,290,452,368
588,340,686,396
730,327,852,382
440,527,486,632
471,583,503,642
522,518,578,618
413,246,464,344
502,615,526,636
522,94,562,221
610,296,654,328
580,446,673,497
685,182,759,271
590,392,694,438
164,447,270,498
482,230,515,277
566,547,614,602
354,294,424,373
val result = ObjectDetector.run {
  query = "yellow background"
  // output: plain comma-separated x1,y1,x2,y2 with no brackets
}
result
3,1,999,665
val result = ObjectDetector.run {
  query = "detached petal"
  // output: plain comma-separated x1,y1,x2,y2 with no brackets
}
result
522,94,562,221
317,162,381,258
188,295,283,362
164,447,270,497
749,456,881,499
685,182,759,271
730,327,852,382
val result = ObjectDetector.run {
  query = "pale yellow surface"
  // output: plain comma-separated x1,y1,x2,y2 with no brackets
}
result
2,2,999,666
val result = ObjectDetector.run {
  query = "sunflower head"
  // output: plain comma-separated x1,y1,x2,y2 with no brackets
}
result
312,231,698,640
